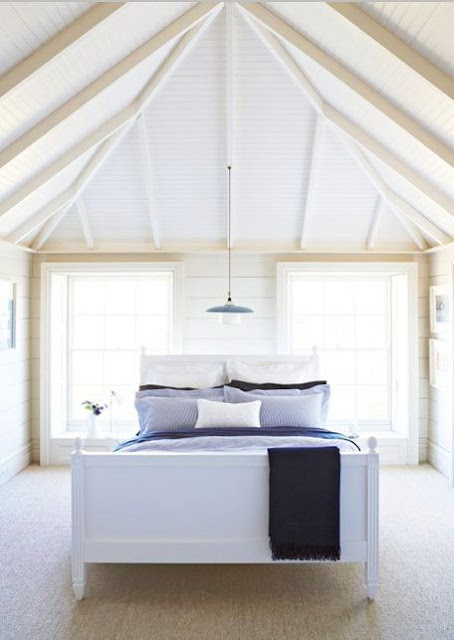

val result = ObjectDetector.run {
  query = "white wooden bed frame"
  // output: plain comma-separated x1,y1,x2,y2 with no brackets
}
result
71,354,379,601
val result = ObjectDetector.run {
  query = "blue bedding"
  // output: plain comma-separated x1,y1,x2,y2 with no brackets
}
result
115,427,360,453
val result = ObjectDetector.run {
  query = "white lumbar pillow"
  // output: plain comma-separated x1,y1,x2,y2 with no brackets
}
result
195,399,261,428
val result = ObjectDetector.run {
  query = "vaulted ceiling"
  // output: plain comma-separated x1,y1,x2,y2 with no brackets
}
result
0,2,452,254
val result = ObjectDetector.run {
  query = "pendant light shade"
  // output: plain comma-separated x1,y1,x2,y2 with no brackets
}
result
206,166,254,324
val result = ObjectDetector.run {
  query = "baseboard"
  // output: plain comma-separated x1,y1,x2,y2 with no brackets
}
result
419,437,427,463
428,440,451,477
31,438,40,464
0,442,31,486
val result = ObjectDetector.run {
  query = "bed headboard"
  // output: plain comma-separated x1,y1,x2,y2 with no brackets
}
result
139,348,319,385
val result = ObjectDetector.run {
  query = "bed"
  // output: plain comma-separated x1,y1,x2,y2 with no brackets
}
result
71,353,379,601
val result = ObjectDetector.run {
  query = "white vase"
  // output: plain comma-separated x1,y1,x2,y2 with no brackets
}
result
86,413,100,439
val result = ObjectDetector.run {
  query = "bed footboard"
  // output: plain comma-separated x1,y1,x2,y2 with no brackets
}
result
71,437,379,600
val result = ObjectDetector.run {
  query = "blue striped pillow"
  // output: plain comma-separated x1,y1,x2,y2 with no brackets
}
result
135,395,224,434
223,386,324,428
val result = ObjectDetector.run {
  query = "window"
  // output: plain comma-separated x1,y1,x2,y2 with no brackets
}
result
43,263,182,440
278,263,417,433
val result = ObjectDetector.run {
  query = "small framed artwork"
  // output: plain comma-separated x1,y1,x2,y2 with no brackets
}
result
429,339,450,388
0,279,16,350
430,285,450,335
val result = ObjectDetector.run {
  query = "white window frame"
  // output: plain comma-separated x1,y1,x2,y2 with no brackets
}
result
277,262,419,463
40,262,184,465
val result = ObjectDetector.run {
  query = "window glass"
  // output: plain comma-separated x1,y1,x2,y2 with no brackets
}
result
68,274,173,427
287,274,392,425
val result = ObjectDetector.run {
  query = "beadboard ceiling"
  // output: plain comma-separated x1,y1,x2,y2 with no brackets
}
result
0,2,452,254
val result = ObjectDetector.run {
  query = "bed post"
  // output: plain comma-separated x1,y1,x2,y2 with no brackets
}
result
71,437,85,600
366,436,379,601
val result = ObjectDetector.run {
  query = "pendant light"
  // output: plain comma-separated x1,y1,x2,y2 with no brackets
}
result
206,166,253,325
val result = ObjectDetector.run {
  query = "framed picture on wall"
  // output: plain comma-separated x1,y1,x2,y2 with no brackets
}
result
429,339,450,388
0,279,16,350
430,285,450,335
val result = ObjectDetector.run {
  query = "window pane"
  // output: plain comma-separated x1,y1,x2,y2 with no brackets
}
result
292,281,323,315
356,316,387,349
137,279,170,315
357,386,388,420
328,386,356,422
357,351,388,384
105,316,136,349
355,281,387,315
136,316,170,352
287,273,393,426
292,317,324,350
105,280,136,315
71,352,103,384
324,281,354,314
67,273,173,426
71,316,105,349
104,351,137,385
72,280,105,315
323,351,356,384
325,317,355,349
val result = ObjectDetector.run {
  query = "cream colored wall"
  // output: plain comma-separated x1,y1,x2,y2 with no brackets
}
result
427,247,454,477
31,252,429,463
0,243,32,484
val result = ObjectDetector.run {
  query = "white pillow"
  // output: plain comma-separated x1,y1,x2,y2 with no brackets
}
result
143,362,226,388
195,399,261,428
226,359,318,385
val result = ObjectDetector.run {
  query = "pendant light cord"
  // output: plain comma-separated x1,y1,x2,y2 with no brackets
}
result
227,165,232,302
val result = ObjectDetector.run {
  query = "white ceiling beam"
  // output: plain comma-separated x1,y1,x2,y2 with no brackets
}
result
0,5,222,221
327,3,454,100
236,6,454,222
31,202,72,251
342,137,452,246
76,198,94,251
301,115,323,249
239,2,454,168
0,3,218,173
7,121,134,244
138,114,161,250
366,197,383,251
226,0,235,249
36,242,419,255
0,3,125,102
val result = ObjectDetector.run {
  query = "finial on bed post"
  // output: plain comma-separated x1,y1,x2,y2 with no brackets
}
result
73,437,83,455
367,436,378,453
140,345,146,356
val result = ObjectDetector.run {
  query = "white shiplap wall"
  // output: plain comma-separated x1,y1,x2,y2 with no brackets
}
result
31,252,429,463
427,247,454,478
0,243,32,485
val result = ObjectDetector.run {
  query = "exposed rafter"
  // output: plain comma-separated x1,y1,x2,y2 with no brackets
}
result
31,203,72,251
327,3,454,100
226,0,235,249
138,114,161,250
0,3,125,103
301,115,323,249
76,198,94,251
0,3,217,173
239,2,454,168
237,4,454,230
366,197,383,251
0,5,223,221
341,138,452,246
7,121,134,244
390,208,427,251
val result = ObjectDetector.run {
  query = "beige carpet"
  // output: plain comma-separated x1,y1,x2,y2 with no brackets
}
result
1,464,454,640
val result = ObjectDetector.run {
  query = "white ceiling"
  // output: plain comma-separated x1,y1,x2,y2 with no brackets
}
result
0,1,452,254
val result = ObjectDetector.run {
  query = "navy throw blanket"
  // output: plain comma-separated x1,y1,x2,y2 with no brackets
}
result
268,446,341,562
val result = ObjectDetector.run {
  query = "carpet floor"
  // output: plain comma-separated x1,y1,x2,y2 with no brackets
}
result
1,464,454,640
